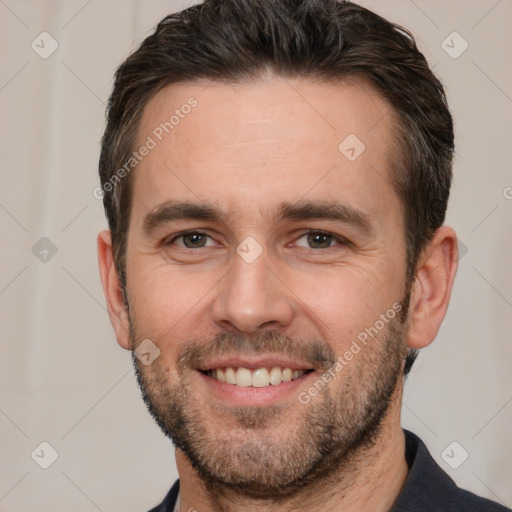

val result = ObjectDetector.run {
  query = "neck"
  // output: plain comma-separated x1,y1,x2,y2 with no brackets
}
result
176,393,408,512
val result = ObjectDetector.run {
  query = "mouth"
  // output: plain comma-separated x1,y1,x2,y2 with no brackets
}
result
200,366,315,388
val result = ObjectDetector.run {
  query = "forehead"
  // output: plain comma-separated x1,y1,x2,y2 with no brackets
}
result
131,76,399,224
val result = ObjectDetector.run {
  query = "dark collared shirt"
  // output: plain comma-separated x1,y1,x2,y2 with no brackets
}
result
149,430,510,511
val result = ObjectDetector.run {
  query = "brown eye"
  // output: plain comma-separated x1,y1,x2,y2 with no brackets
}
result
306,232,333,248
295,231,345,249
168,231,216,248
182,232,207,248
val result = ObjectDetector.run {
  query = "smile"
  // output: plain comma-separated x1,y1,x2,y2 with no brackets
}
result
202,367,314,387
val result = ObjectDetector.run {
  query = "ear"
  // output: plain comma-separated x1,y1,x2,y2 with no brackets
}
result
97,230,131,350
406,226,458,349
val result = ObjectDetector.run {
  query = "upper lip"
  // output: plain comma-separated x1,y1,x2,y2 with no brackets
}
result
196,355,315,371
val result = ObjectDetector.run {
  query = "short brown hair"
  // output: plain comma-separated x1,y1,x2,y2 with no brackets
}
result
99,0,454,374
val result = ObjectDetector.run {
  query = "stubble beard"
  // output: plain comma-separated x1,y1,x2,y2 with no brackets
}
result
130,307,408,499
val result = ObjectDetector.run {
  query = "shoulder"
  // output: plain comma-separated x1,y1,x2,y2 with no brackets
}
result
449,488,511,512
392,430,510,512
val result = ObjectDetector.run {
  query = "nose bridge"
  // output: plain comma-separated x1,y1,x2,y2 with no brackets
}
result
212,244,294,333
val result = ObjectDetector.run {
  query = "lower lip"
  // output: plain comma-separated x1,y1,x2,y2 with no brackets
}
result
197,370,316,406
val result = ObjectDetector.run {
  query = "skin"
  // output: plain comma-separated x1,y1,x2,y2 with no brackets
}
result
98,75,458,512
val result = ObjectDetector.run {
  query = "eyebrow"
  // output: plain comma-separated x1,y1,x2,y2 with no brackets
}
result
143,201,221,234
143,199,374,236
277,200,374,235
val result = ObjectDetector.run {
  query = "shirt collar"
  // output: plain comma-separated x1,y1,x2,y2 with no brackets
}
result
391,429,458,511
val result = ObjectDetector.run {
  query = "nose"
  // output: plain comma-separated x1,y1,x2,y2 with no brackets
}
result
211,247,295,334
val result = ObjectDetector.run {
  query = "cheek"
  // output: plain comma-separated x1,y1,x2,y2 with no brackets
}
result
286,265,401,350
127,260,219,343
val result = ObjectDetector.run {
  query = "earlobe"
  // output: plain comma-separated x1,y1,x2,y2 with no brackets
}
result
406,226,458,350
97,230,131,350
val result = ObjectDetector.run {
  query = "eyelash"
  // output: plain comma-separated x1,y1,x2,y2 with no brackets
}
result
165,230,219,248
164,229,349,250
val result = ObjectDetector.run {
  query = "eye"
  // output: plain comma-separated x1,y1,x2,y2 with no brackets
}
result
294,231,346,249
167,231,218,249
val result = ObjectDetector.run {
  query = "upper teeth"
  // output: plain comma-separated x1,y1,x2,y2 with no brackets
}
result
206,367,307,387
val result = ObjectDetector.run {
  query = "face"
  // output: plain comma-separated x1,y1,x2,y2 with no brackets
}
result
124,77,410,496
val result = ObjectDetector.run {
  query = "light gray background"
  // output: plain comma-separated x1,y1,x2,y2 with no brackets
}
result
1,1,511,511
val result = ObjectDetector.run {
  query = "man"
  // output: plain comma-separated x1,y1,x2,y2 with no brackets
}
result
97,1,510,511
